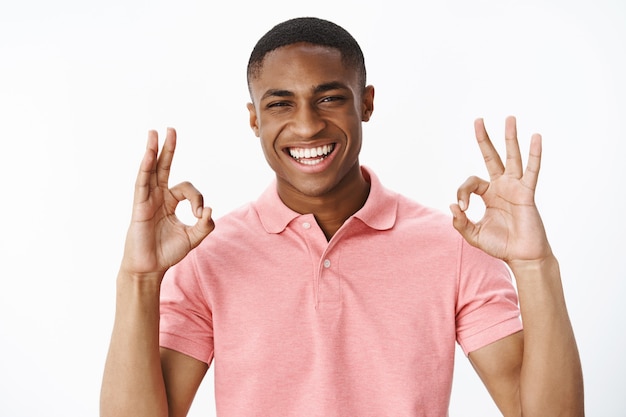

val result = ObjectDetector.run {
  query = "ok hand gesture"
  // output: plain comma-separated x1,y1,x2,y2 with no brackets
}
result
120,128,215,279
450,116,552,265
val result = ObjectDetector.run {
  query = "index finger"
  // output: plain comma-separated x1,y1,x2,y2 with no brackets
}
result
474,118,505,179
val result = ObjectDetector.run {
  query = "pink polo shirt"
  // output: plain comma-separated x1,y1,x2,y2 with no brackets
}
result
160,167,522,416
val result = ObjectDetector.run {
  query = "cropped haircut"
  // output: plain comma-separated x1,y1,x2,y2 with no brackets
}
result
247,17,367,92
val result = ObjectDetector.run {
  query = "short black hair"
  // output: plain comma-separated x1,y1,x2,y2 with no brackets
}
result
247,17,366,89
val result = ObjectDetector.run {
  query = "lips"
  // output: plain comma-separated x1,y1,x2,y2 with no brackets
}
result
288,144,335,166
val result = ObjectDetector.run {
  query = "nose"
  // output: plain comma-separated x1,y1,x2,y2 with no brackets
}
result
288,103,326,139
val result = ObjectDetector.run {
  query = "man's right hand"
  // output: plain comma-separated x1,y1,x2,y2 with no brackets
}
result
121,127,215,279
101,127,213,417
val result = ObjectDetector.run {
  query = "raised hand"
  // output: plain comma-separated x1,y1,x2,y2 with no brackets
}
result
450,116,552,265
120,128,215,278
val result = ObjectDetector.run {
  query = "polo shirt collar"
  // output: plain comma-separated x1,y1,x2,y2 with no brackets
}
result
254,166,398,234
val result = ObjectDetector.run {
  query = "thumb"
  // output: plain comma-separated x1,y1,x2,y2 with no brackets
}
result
449,203,478,247
187,207,215,249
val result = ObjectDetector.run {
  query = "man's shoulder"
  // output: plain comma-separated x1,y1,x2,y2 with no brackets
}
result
395,192,452,224
211,201,263,235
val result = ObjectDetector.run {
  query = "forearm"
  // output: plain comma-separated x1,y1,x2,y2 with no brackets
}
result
100,272,168,417
511,256,584,416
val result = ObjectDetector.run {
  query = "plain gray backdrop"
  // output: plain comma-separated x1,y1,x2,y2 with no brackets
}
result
1,0,624,415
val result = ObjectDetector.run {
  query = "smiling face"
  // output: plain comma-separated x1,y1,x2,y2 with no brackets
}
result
247,42,374,211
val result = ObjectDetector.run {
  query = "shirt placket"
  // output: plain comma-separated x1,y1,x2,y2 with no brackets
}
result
298,215,341,310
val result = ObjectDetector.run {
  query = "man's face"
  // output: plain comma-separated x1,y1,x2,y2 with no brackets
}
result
247,42,374,205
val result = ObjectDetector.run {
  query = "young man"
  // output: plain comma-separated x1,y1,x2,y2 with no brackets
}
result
101,17,584,417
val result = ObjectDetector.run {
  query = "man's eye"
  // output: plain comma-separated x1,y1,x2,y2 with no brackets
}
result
267,101,290,108
320,96,344,104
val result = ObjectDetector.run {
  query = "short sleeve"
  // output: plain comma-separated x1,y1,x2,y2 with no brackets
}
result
455,239,523,355
159,252,214,364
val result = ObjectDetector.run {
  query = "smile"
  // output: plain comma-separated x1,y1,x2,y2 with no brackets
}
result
288,144,335,165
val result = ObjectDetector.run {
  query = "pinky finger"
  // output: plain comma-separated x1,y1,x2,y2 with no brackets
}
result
134,132,159,204
523,133,542,190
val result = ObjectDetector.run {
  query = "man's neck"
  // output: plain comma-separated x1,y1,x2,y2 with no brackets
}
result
278,166,371,241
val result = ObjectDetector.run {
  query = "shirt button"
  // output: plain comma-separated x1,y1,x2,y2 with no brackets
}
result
323,259,331,268
302,222,311,229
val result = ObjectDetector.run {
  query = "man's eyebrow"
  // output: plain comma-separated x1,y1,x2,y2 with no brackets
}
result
313,81,349,94
260,82,350,102
260,89,294,101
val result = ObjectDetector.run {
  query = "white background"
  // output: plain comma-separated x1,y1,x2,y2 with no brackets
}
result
1,0,624,415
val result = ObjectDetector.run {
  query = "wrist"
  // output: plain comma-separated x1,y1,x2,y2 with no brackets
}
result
507,254,560,280
113,269,164,323
116,269,165,293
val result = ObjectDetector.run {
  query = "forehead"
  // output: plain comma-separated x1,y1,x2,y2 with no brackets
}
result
249,43,359,99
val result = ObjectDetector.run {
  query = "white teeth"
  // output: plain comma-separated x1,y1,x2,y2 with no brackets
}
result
289,144,334,162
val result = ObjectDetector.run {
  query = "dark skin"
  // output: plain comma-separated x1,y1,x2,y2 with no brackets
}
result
100,42,584,417
281,165,370,240
246,43,374,239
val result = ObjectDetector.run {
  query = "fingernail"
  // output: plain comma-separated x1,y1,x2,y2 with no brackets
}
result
458,200,466,211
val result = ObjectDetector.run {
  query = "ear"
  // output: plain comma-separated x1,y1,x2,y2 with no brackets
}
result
361,85,375,122
247,102,260,137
